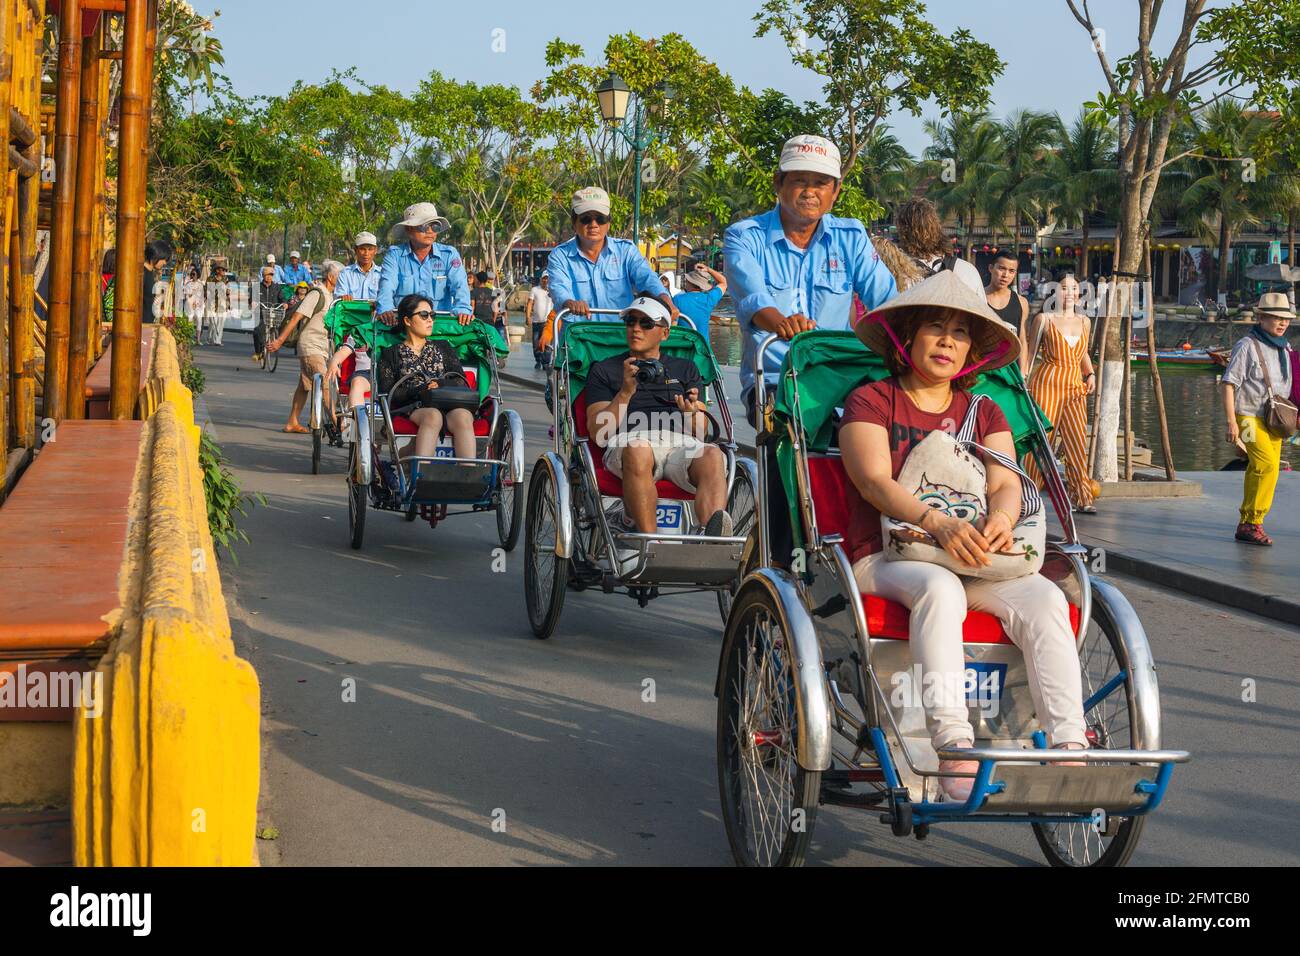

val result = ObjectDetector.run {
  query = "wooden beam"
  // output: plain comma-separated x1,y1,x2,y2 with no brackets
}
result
84,0,126,11
11,5,43,450
109,0,151,419
67,23,103,419
1,0,12,462
42,0,83,426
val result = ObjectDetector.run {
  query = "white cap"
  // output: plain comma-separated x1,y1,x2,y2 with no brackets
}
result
618,296,672,327
397,201,451,233
289,250,301,259
265,254,276,264
779,134,841,179
540,270,549,279
572,186,611,216
353,231,378,247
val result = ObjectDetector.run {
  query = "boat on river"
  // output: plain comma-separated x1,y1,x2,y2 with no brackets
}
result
1129,346,1219,370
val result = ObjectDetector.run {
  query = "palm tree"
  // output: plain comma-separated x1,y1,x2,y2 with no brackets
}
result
1039,110,1118,277
986,110,1063,257
852,126,914,228
922,111,1003,260
1178,101,1286,300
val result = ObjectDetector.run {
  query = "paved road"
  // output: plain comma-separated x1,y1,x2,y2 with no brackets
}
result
195,336,1300,867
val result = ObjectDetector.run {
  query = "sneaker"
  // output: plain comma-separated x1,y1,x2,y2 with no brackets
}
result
703,509,734,537
251,353,262,362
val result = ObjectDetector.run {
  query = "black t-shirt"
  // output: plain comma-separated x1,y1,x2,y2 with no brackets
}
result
471,286,496,321
585,352,703,436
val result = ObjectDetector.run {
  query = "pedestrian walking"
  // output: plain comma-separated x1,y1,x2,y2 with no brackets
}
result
983,249,1030,370
526,271,554,369
1023,271,1098,513
268,260,342,434
1220,291,1295,546
206,265,232,346
183,268,206,338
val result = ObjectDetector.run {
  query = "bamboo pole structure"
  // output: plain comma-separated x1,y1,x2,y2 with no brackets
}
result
109,0,151,419
42,0,82,426
10,0,42,451
67,19,103,419
1121,286,1133,481
1144,235,1177,481
1,0,13,458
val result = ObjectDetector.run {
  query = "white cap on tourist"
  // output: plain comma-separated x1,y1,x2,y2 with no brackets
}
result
353,231,378,247
619,296,672,327
572,186,611,216
779,134,841,179
266,253,276,264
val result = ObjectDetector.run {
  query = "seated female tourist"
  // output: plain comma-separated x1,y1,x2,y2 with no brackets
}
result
376,293,477,461
839,271,1087,802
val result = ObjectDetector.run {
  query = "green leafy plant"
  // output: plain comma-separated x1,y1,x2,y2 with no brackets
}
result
171,317,205,394
199,429,264,562
181,363,205,395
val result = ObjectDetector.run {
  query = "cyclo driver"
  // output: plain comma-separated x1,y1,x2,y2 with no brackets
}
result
585,297,731,548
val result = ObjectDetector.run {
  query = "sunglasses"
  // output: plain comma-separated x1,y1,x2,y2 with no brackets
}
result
409,223,436,233
623,315,662,331
578,213,610,226
409,309,434,319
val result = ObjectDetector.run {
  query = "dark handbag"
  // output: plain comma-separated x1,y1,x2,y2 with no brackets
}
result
418,374,480,412
1250,339,1298,438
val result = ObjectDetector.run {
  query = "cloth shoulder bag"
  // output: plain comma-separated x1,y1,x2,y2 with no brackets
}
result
882,394,1046,581
1249,338,1298,438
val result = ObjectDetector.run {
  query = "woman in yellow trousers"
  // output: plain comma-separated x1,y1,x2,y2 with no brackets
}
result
1220,292,1294,546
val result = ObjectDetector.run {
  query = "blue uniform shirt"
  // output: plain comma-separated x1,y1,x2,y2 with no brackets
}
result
376,242,471,316
545,235,663,314
334,262,382,301
279,262,312,286
724,207,897,396
672,286,724,338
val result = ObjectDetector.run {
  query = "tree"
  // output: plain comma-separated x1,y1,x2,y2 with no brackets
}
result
985,110,1064,258
1069,0,1300,482
851,127,914,229
1038,110,1119,278
922,111,1003,260
754,0,1003,221
1178,102,1289,300
413,75,574,281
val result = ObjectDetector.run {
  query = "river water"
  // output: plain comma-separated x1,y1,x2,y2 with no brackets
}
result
707,321,1298,473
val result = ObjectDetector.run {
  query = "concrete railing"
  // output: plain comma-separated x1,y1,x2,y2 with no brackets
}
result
72,327,260,865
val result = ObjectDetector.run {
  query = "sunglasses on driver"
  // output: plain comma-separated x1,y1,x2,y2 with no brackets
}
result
577,213,610,226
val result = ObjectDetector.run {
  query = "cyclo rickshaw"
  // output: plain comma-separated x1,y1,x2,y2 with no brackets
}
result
715,329,1189,867
522,308,758,640
335,305,525,552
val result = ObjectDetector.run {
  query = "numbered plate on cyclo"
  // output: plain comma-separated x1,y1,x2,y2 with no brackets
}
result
655,502,684,535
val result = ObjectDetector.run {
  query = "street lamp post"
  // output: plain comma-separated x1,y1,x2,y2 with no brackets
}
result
595,74,673,247
236,239,245,275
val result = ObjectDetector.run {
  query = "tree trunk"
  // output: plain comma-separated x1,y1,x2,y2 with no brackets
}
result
1079,220,1090,280
1091,190,1140,485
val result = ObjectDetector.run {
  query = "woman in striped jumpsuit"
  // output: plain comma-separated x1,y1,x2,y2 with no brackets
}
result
1024,273,1097,512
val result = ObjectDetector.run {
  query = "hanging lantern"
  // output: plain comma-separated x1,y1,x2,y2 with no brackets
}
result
1156,243,1166,250
982,244,990,252
1172,243,1181,250
1075,247,1083,257
1054,246,1062,255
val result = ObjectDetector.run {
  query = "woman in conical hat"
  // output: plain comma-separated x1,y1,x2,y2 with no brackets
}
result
841,270,1087,801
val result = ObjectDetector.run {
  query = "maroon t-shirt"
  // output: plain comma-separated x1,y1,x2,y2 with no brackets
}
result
839,378,1011,563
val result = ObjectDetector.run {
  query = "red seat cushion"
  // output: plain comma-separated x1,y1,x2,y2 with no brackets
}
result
391,414,490,437
806,454,1080,644
572,388,695,501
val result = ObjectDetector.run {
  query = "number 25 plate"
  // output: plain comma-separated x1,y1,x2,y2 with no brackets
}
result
655,502,683,534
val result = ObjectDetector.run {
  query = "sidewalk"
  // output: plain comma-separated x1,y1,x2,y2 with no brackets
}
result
1062,470,1299,626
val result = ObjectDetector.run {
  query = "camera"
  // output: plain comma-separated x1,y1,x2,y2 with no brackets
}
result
633,358,666,386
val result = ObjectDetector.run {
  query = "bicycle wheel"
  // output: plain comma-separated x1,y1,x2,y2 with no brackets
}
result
495,426,524,551
523,466,567,640
267,340,278,373
1032,597,1145,867
347,459,367,551
311,428,322,475
717,460,757,625
717,587,820,867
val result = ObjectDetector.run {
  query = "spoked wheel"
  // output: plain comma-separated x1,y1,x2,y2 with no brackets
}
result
404,503,419,522
1032,599,1144,866
717,588,820,867
347,452,367,550
495,428,524,551
265,334,278,373
717,461,758,625
311,427,323,475
523,466,567,639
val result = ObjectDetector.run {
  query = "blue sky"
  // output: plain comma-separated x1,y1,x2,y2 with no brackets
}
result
206,0,1217,156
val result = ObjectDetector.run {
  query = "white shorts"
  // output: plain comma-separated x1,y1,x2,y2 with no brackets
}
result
602,430,707,492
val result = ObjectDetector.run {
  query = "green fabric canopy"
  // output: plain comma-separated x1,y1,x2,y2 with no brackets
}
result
559,321,721,401
770,330,1052,549
324,303,508,402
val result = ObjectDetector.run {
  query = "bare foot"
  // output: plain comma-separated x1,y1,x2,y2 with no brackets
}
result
283,423,310,434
